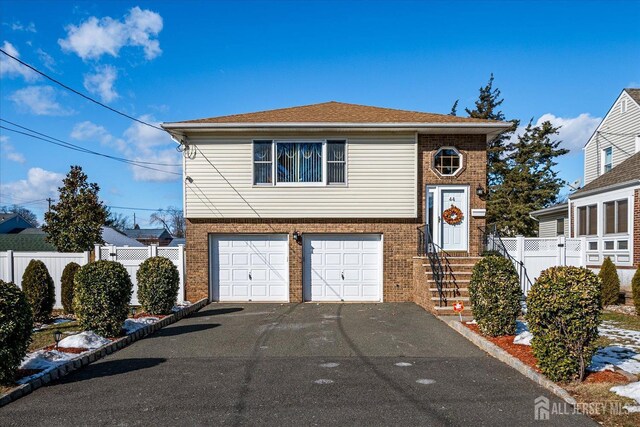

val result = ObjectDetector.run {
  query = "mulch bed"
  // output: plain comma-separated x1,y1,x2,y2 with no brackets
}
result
43,344,88,354
131,313,168,319
463,322,629,385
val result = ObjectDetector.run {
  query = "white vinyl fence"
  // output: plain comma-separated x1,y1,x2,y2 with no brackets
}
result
0,245,185,308
95,244,185,305
500,236,587,294
0,250,91,309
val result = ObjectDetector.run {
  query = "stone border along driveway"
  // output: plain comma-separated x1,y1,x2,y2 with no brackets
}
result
0,298,208,408
445,318,577,405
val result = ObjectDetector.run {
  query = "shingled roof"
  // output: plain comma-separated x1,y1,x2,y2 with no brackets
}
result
165,101,504,125
625,88,640,106
573,151,640,196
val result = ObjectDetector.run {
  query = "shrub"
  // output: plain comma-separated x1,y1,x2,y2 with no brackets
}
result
73,261,132,337
137,256,180,314
0,280,33,384
526,266,601,382
21,259,55,323
61,262,81,314
633,267,640,314
468,255,522,337
598,257,620,306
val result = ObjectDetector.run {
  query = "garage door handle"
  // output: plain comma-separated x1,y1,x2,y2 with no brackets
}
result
249,271,252,280
341,272,344,280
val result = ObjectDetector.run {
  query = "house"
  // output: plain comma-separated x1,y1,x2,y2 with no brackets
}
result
0,233,56,251
0,213,35,234
162,101,511,311
167,238,185,247
100,226,145,247
124,228,173,246
531,89,640,240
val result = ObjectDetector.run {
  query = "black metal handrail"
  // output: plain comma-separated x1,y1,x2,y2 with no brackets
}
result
417,224,448,306
479,224,533,294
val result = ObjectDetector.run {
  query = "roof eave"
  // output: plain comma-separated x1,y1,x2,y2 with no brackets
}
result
161,121,511,131
569,179,640,199
530,203,569,216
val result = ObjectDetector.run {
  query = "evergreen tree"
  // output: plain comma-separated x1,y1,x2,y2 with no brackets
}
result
43,166,106,252
449,100,459,116
489,121,568,236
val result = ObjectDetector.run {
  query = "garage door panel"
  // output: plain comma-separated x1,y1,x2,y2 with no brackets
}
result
211,235,289,302
304,234,382,302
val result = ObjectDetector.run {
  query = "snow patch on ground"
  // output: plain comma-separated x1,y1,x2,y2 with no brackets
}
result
610,381,640,413
59,331,110,350
591,321,640,374
172,301,192,312
18,350,80,383
513,321,533,346
123,317,159,334
416,379,436,385
314,379,334,384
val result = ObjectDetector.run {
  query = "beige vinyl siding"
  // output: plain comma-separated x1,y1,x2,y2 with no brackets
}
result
585,92,640,184
537,212,569,237
184,133,417,218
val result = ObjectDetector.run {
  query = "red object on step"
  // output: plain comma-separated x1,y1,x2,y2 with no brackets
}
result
453,301,464,313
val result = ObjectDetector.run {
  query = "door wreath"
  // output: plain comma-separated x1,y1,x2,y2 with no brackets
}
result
442,205,464,225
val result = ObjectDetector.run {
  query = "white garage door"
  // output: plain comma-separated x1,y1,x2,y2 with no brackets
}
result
210,235,289,302
304,234,382,302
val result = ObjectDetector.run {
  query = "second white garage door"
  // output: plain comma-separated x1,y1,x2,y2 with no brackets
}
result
210,235,289,302
303,234,382,302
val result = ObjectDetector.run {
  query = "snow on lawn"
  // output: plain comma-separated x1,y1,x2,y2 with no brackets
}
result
610,382,640,413
18,350,79,384
172,301,192,312
59,331,110,350
591,321,640,374
123,317,159,334
514,321,532,346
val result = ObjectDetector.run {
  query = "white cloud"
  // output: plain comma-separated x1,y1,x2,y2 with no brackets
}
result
8,21,37,33
512,113,601,153
0,168,64,202
70,116,180,182
58,7,163,61
10,85,74,116
83,64,118,102
36,48,56,72
0,136,26,164
0,41,39,81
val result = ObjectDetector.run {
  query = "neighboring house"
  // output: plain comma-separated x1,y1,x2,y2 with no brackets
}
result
0,213,35,234
162,101,510,310
532,88,640,244
167,238,185,247
0,233,56,251
124,228,173,246
101,226,145,247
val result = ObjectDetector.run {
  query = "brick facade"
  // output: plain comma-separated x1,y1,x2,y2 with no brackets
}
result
634,189,640,267
185,134,487,303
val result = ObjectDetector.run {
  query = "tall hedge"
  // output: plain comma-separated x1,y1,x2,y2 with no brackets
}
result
468,255,522,336
526,266,601,382
137,256,180,315
21,259,55,323
73,261,132,337
0,280,33,384
632,267,640,314
61,262,81,314
598,257,620,306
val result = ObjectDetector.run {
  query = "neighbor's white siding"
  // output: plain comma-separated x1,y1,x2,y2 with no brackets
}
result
184,133,417,218
537,212,569,237
584,91,640,184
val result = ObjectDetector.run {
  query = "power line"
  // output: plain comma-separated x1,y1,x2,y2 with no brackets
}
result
0,47,167,133
107,205,164,212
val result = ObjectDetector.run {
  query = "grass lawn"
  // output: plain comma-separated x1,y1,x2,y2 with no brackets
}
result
564,382,640,427
602,311,640,332
29,321,81,352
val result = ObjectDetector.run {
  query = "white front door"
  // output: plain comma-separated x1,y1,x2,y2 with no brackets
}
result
303,234,382,302
210,234,289,302
439,188,468,251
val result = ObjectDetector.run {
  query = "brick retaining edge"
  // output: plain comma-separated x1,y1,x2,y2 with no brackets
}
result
0,298,209,408
444,319,577,406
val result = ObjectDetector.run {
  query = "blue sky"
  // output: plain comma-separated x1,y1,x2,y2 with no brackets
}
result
1,0,639,225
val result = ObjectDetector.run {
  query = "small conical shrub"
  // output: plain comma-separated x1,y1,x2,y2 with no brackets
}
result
21,260,55,323
598,257,620,306
137,256,180,315
0,280,33,384
632,267,640,314
61,262,81,314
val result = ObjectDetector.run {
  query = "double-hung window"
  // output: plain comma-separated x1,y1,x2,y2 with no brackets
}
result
602,147,613,174
604,199,628,234
577,205,597,236
253,140,346,185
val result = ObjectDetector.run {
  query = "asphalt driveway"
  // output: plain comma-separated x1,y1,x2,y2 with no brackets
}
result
0,303,594,426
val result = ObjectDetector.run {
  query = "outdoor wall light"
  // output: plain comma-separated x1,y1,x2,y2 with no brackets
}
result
54,330,62,350
293,231,301,244
476,184,486,198
130,306,137,318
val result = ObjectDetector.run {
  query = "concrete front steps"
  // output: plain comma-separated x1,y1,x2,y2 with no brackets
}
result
421,255,480,316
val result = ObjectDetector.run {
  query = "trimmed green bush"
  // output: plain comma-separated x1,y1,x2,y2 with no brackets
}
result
632,267,640,314
73,260,132,337
0,280,33,384
526,266,601,382
21,259,55,323
61,262,81,314
598,257,620,306
137,256,180,315
468,255,522,337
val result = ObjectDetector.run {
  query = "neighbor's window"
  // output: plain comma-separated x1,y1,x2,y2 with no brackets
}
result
602,147,613,173
604,199,628,234
434,147,462,176
253,141,273,185
578,205,598,236
621,99,628,114
556,218,565,236
253,140,347,185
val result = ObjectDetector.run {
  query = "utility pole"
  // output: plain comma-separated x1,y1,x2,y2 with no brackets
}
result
46,198,54,212
133,212,136,228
